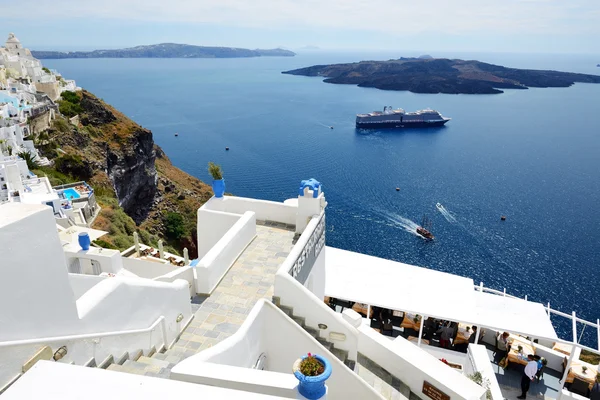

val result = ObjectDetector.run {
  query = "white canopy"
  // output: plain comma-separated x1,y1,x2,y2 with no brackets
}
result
325,247,558,340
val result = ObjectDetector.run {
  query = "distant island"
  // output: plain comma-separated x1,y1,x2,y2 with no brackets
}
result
32,43,296,59
282,57,600,94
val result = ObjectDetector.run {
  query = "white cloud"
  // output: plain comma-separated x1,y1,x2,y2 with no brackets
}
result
2,0,599,36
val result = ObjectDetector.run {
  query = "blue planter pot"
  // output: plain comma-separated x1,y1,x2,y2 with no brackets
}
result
212,179,225,198
78,232,91,251
293,354,331,400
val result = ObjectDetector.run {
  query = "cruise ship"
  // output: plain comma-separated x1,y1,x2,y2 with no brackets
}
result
356,106,451,129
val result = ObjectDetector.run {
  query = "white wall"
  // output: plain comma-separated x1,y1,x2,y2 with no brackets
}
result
122,257,176,279
195,211,256,295
196,208,241,259
202,196,297,226
65,248,124,275
171,299,382,400
76,277,191,342
155,266,195,296
468,344,503,400
274,267,358,359
68,273,107,300
0,204,79,341
357,326,486,400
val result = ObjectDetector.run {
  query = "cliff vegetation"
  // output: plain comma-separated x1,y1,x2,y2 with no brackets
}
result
34,90,213,257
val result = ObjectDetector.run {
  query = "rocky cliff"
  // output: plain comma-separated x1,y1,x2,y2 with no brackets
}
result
36,90,212,257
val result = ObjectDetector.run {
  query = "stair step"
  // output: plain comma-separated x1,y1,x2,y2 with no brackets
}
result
147,346,157,357
344,359,356,371
304,326,319,338
316,337,333,351
279,305,293,317
115,352,129,365
331,347,348,363
137,356,171,369
106,364,126,372
291,315,306,327
122,360,161,374
84,358,96,367
151,352,168,360
0,373,22,395
97,355,114,369
130,349,143,361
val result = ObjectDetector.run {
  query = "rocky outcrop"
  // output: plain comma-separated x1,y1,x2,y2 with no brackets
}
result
283,58,600,94
80,93,116,126
106,127,157,223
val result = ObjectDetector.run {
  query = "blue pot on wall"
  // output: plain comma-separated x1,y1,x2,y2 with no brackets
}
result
293,354,332,400
78,232,91,251
212,179,225,198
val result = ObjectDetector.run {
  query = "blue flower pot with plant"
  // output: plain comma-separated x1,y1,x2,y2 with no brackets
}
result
292,353,332,400
78,232,91,251
208,161,225,198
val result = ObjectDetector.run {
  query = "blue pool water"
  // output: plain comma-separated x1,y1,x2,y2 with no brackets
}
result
62,188,81,200
43,52,600,343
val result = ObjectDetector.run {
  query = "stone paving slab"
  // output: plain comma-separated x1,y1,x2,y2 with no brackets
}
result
181,223,296,354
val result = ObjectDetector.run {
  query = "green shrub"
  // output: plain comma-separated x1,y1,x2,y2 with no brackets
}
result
17,151,39,170
208,162,223,180
61,91,80,104
54,154,93,180
93,239,118,249
58,100,83,118
165,212,186,240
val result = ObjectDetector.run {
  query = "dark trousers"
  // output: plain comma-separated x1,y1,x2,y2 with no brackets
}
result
521,374,531,397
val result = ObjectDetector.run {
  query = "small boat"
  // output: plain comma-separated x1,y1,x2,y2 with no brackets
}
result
436,202,443,211
174,133,179,137
416,215,434,240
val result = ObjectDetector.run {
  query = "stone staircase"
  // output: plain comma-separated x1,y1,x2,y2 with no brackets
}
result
274,301,357,371
101,344,196,378
273,297,414,400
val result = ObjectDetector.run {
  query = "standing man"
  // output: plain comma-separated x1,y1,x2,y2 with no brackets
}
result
518,354,537,399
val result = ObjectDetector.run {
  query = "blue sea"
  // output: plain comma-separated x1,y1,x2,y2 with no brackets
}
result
44,52,600,343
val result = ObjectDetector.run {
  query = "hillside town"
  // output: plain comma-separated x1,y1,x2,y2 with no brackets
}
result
1,32,599,400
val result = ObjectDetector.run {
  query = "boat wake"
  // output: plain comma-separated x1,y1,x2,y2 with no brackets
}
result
379,211,421,237
436,203,457,223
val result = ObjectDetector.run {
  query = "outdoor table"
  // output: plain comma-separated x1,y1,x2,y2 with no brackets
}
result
566,360,598,389
407,336,430,346
401,313,422,331
552,342,573,356
352,303,373,318
454,323,472,345
507,335,535,366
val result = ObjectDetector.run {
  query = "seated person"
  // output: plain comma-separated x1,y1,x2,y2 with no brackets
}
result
496,332,512,361
437,322,454,349
469,325,481,344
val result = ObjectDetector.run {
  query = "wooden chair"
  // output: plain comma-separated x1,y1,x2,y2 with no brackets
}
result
570,377,590,397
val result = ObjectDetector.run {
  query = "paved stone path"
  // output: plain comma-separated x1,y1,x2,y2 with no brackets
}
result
171,221,296,355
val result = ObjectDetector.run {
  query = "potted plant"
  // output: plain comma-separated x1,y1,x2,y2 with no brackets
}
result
292,353,332,400
208,161,225,198
582,365,588,374
517,345,523,353
413,314,421,324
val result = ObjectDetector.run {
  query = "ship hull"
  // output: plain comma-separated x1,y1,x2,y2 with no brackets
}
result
356,119,449,129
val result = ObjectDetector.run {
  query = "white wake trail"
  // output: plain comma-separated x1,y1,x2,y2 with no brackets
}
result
436,203,457,223
380,211,421,237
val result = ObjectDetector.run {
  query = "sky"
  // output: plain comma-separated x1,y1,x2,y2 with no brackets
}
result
1,0,599,53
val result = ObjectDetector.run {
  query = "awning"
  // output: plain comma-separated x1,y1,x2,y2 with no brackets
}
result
325,247,557,341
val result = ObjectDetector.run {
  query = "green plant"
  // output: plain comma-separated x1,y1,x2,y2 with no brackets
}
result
582,366,588,373
42,67,50,73
165,212,186,240
93,239,118,249
208,162,223,180
17,151,39,169
468,372,492,400
413,314,421,323
60,91,80,104
299,353,324,377
517,345,523,353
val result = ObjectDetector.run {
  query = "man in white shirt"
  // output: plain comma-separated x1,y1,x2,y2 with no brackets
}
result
518,354,538,399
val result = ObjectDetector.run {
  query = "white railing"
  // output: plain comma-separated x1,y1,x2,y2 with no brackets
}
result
474,282,600,351
0,315,171,393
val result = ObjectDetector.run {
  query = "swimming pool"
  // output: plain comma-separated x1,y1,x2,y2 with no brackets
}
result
62,188,81,199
